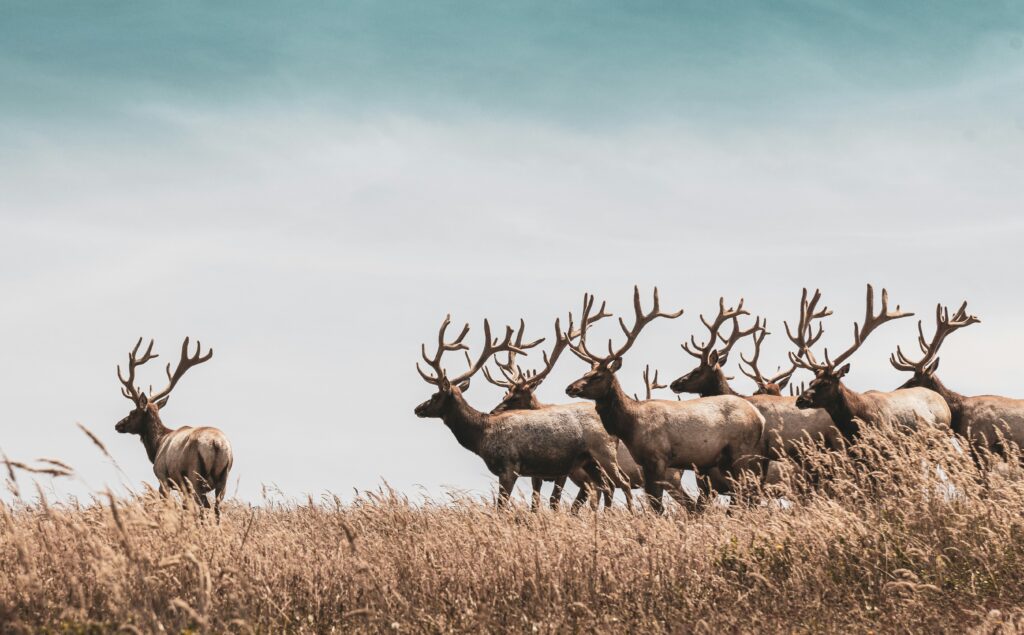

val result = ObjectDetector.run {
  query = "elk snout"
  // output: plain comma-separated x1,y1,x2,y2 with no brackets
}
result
115,417,129,433
413,400,431,418
669,375,690,394
565,381,585,398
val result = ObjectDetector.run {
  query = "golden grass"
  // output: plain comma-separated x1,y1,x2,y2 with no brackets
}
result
2,424,1024,634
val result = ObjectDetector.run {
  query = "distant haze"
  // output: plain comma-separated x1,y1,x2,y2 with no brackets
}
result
1,2,1022,503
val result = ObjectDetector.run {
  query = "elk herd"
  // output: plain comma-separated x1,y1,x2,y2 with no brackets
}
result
103,284,1023,518
413,285,1024,513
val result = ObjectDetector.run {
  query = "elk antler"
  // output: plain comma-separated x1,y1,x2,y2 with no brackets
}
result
739,320,799,392
417,316,527,387
637,364,667,400
569,287,683,366
117,337,159,404
482,320,545,390
680,297,755,365
890,301,979,373
790,284,912,374
147,338,213,404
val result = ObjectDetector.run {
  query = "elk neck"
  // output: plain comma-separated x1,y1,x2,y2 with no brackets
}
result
591,377,642,445
140,413,173,464
439,390,490,453
923,375,967,435
820,382,868,442
704,368,739,398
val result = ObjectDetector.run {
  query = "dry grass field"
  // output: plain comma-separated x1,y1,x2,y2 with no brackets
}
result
3,424,1024,634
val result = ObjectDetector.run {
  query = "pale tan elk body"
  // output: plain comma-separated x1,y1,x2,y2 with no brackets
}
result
793,285,951,441
414,317,630,508
669,296,839,482
891,302,1024,456
114,338,233,519
565,288,766,513
483,315,637,510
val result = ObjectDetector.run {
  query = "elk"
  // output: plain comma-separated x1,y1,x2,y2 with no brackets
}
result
482,314,636,510
668,293,840,482
564,287,766,513
891,302,1024,457
414,316,630,509
114,337,233,519
791,285,951,441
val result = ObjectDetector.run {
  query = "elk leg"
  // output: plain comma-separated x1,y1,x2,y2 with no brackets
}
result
581,460,612,511
641,465,666,514
621,486,634,513
497,472,517,509
530,477,543,512
549,476,566,510
570,483,591,513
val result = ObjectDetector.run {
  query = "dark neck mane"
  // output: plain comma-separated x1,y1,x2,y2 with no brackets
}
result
441,391,490,453
141,413,172,464
823,383,869,442
704,368,740,398
592,377,641,444
926,374,967,434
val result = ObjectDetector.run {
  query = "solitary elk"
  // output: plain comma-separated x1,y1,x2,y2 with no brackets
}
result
483,314,635,510
414,316,630,509
792,285,951,440
891,302,1023,457
114,338,233,519
565,287,766,513
669,293,840,482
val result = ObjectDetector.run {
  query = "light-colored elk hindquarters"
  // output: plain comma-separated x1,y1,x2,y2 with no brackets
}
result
114,337,233,518
892,301,1024,456
565,287,766,513
792,285,951,440
413,316,629,508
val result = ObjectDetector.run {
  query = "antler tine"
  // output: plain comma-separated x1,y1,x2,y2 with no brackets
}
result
117,337,159,403
641,364,667,400
449,320,527,386
738,324,769,385
685,297,750,364
416,314,471,385
148,337,213,404
830,284,913,368
718,313,762,358
890,300,979,374
567,292,610,364
607,286,683,362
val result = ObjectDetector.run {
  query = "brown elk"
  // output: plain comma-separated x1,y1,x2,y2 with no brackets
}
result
114,338,233,519
564,287,766,513
668,292,840,481
482,314,636,510
792,285,951,440
891,302,1024,457
414,316,630,509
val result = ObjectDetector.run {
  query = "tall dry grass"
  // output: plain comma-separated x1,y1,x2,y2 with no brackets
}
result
2,423,1024,633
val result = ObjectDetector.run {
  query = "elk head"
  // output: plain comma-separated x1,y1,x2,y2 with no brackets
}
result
485,307,610,413
565,287,683,400
890,301,979,391
669,297,759,396
793,285,912,411
115,337,213,435
414,316,525,418
737,304,826,396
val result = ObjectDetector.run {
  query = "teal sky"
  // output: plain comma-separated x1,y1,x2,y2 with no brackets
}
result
3,1,1023,132
1,3,1023,504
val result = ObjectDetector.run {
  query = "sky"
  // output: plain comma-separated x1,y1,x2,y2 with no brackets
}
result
1,1,1023,504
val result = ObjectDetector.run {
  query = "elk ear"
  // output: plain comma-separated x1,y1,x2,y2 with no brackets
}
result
457,378,471,392
707,350,720,367
155,396,169,409
137,392,150,407
439,376,452,393
609,357,623,372
925,358,940,375
835,363,851,379
777,375,791,390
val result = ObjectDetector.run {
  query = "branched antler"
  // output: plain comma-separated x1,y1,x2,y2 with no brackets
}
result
417,316,526,387
681,298,753,365
569,287,683,366
890,301,979,373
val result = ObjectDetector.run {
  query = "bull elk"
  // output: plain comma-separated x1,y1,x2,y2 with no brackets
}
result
792,285,951,440
483,315,636,510
564,287,766,513
413,316,629,509
114,338,233,519
891,302,1024,458
668,293,840,483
